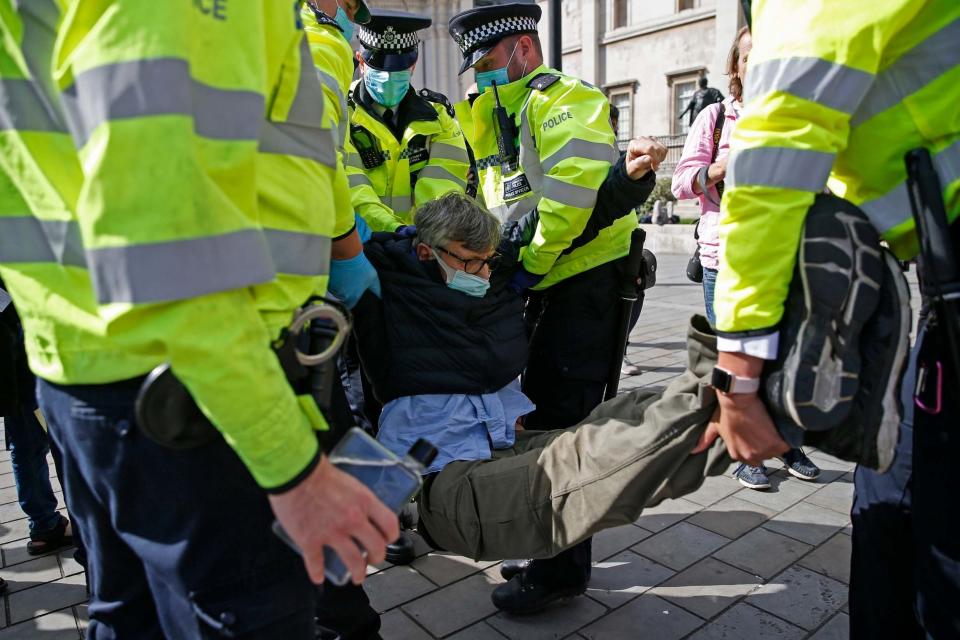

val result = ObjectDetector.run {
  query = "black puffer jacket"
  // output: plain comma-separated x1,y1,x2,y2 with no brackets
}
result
353,235,527,404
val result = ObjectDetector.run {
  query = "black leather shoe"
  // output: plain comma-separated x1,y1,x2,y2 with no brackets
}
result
499,559,531,581
490,574,587,615
385,531,416,566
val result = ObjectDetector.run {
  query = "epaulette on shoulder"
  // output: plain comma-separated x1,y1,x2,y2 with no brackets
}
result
527,73,561,92
419,88,454,117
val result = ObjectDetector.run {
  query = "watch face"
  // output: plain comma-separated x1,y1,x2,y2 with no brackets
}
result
711,367,732,392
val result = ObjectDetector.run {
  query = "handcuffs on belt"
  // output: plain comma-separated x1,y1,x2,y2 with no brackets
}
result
134,298,351,450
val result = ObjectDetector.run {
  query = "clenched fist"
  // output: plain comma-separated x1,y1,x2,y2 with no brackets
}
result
625,136,668,180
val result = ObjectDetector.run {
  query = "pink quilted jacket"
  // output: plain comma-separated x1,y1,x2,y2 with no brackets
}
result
671,95,740,270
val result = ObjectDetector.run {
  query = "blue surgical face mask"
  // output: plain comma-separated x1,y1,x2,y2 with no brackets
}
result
364,67,411,108
334,6,355,42
432,249,491,298
475,40,524,92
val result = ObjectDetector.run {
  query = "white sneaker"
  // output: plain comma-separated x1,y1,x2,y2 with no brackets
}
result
621,359,641,376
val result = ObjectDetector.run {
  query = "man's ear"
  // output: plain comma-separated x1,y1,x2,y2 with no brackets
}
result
415,242,433,261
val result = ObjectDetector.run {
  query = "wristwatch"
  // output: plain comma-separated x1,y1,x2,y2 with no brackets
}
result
711,366,760,395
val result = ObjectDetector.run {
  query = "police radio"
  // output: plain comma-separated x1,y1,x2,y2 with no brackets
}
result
491,81,519,173
350,125,385,169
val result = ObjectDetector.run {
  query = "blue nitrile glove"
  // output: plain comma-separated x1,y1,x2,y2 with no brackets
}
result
508,266,544,295
354,213,372,243
328,252,381,309
395,225,417,238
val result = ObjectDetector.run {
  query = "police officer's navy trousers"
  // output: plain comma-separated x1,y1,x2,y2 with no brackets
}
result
851,316,960,638
38,377,318,639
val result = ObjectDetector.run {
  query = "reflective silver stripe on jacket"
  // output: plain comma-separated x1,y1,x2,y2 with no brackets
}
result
385,194,412,212
86,230,275,304
315,67,348,147
428,141,469,163
541,138,617,174
851,17,960,127
728,146,835,191
259,39,336,168
348,173,373,188
0,79,64,132
0,217,85,267
746,57,873,114
263,229,331,277
860,137,960,234
5,0,67,133
60,58,264,147
416,165,466,188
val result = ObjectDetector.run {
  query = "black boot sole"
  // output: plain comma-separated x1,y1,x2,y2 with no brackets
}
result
782,202,883,430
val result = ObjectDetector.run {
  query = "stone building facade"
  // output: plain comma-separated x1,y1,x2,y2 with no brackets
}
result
350,0,744,156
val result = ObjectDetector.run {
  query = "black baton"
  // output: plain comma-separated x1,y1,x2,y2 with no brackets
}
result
605,228,648,400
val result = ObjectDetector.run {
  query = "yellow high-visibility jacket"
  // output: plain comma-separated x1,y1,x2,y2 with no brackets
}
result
0,1,339,491
346,81,469,230
716,0,960,338
454,65,626,289
301,4,357,242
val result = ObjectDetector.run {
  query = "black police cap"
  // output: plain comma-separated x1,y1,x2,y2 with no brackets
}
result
358,9,431,72
448,3,541,75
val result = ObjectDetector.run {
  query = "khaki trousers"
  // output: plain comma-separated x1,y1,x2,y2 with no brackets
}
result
417,316,732,561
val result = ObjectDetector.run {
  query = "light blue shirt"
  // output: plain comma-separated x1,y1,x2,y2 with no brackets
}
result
377,380,535,475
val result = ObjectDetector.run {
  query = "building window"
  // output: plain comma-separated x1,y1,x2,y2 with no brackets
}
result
678,0,702,10
612,0,629,28
608,89,633,149
671,76,699,135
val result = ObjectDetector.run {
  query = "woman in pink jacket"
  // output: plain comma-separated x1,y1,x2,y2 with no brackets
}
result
671,27,820,490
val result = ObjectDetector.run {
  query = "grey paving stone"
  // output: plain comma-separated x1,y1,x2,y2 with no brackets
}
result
798,533,852,584
763,502,849,546
58,550,84,578
687,495,777,539
379,609,432,640
650,557,762,619
733,474,819,513
632,522,730,571
2,555,63,594
684,473,743,507
411,551,498,587
634,497,703,533
591,523,653,562
446,621,508,640
364,565,437,613
0,518,31,546
687,603,806,640
0,501,28,525
805,479,855,515
74,604,87,632
0,609,79,639
8,573,87,625
402,570,503,637
587,550,674,608
0,483,21,506
809,612,850,640
3,536,75,567
713,527,813,580
487,593,606,640
580,594,703,640
807,452,856,474
747,565,848,631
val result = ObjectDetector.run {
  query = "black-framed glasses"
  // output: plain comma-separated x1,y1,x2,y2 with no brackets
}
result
434,245,502,275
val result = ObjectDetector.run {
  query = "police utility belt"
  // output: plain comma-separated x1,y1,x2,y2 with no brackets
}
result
134,299,351,450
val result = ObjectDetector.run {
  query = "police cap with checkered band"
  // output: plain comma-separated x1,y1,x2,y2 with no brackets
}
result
358,9,432,72
448,3,541,75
